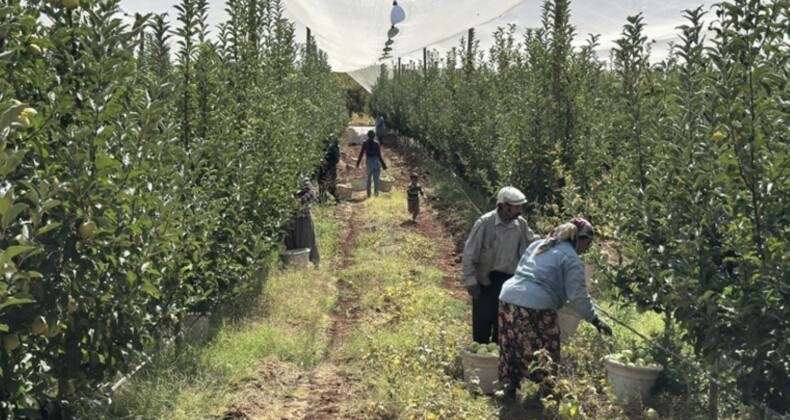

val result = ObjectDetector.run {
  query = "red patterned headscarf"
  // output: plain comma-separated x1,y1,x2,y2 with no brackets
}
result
536,217,595,255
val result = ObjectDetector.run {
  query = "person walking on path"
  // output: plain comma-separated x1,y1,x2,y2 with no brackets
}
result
356,130,387,198
406,173,426,222
462,186,536,344
375,111,387,142
498,217,612,401
319,137,341,203
284,176,320,266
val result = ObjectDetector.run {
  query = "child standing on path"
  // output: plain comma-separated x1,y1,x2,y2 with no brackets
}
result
407,173,426,222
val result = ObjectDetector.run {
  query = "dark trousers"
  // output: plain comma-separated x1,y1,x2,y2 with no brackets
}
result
318,165,338,203
472,270,512,344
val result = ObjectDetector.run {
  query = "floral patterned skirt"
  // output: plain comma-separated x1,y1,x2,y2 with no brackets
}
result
497,302,561,388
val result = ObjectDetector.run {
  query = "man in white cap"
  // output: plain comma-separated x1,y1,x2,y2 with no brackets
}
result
462,186,537,344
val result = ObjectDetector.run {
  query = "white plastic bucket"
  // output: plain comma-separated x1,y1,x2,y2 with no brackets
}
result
557,306,582,343
351,178,367,191
460,347,499,395
379,179,393,192
345,126,372,145
280,248,310,268
337,185,354,200
604,356,664,404
585,263,596,279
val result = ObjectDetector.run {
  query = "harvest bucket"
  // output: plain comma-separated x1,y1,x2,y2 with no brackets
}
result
379,179,393,192
337,185,354,200
557,306,582,343
460,347,500,395
351,178,367,191
604,356,664,404
280,248,310,268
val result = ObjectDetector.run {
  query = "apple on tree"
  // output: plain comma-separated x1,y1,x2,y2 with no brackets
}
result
30,316,48,336
3,334,20,352
79,220,97,239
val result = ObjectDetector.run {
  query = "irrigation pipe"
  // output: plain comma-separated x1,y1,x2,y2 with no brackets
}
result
101,312,207,396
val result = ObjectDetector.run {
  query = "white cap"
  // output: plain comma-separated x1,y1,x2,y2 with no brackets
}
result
496,186,527,205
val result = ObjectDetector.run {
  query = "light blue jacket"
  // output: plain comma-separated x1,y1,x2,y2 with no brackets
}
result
499,239,596,321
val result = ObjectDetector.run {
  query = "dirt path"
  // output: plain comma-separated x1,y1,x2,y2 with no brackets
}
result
381,142,467,301
298,176,364,419
223,138,467,419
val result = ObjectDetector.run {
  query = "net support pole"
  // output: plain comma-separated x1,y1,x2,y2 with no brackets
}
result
467,28,475,70
423,47,427,76
306,27,312,56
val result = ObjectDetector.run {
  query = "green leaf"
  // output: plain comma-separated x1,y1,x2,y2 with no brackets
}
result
0,189,11,215
0,246,38,266
141,281,160,298
36,222,61,235
0,104,26,132
41,199,62,212
0,297,35,310
2,203,28,229
0,323,8,332
0,149,28,178
96,152,121,171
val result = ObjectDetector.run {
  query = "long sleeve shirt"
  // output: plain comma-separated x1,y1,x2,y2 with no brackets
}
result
295,179,316,217
407,183,424,201
499,239,596,321
356,138,385,167
462,210,536,287
325,143,340,167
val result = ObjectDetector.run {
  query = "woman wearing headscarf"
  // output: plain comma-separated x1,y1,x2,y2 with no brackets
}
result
497,217,612,401
284,176,320,266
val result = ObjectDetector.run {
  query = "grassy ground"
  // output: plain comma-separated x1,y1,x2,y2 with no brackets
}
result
333,189,497,418
349,113,374,126
100,205,342,419
98,139,755,419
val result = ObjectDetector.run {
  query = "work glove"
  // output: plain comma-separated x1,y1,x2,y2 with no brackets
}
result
592,317,613,336
466,284,481,299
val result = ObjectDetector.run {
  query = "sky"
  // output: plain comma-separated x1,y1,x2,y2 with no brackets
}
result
118,0,717,78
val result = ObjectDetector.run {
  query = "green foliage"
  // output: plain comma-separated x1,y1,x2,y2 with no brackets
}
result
335,73,370,117
603,1,788,412
0,0,345,415
373,0,788,413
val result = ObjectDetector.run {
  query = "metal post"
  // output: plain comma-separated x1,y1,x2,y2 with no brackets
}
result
306,27,311,56
466,28,475,70
423,48,427,76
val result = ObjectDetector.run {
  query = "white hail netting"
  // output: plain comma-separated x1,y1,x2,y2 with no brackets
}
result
282,0,717,91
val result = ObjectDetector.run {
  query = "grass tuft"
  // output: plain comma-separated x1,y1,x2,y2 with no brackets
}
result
101,206,342,418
